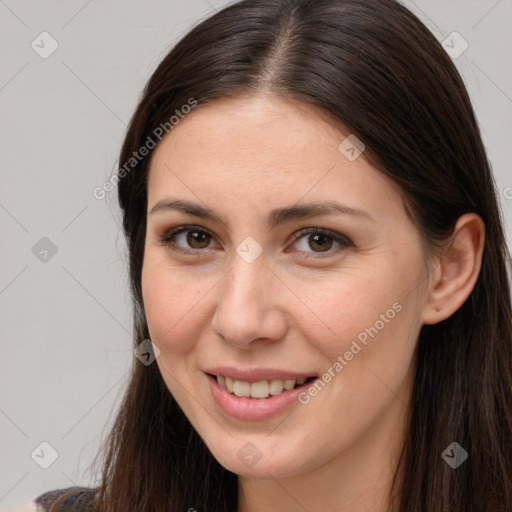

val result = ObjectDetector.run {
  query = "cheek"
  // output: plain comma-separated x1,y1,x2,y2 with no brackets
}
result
141,257,211,355
141,259,212,411
293,276,420,448
296,256,423,395
296,268,412,356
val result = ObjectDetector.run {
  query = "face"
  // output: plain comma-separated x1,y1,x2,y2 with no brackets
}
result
142,93,432,479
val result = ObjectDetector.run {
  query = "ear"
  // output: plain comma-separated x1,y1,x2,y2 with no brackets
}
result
422,213,485,325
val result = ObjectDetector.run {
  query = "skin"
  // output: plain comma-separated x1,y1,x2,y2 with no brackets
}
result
141,93,485,512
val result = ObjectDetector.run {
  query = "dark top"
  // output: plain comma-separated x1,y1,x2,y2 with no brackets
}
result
34,487,95,511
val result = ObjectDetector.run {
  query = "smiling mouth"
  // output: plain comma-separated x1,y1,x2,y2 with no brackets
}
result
207,373,317,399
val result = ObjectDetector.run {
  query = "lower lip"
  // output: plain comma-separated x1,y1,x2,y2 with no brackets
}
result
206,373,318,421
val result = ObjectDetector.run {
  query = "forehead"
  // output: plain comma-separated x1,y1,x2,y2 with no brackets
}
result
152,94,343,163
146,93,404,219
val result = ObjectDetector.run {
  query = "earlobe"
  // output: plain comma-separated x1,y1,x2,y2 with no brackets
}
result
422,213,485,326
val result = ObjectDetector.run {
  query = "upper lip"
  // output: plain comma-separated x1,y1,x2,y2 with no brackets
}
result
204,366,316,383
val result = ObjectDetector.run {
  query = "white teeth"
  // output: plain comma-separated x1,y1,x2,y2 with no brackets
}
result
215,375,311,398
269,379,284,395
233,380,251,397
250,380,270,398
283,379,296,390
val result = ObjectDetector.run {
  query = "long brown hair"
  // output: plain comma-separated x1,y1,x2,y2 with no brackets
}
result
52,0,512,510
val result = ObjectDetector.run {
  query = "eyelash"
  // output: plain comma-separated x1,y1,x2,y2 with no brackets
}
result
158,224,352,258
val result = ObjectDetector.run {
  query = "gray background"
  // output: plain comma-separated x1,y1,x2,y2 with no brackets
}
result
0,0,511,508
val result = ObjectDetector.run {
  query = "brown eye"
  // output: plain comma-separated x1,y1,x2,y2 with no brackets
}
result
291,228,352,257
186,230,211,249
160,226,216,254
307,233,334,252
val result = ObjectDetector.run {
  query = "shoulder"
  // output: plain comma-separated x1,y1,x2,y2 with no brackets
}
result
33,487,96,512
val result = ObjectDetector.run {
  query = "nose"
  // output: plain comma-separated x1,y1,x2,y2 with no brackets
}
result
211,253,289,349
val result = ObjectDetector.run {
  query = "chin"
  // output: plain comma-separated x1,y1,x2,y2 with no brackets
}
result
205,434,308,479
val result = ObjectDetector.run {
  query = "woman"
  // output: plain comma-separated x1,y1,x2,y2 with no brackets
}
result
33,0,512,510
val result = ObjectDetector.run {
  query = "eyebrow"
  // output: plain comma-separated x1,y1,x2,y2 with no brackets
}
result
149,198,375,228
